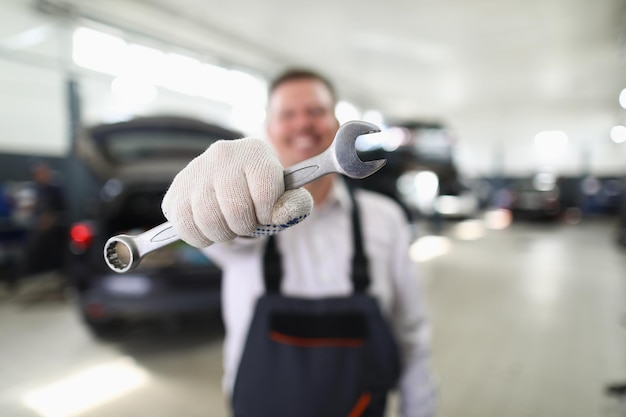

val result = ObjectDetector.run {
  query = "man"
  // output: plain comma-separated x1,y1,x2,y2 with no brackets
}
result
162,69,435,417
12,162,66,289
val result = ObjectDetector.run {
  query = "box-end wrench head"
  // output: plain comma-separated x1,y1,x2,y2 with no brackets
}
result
104,222,178,273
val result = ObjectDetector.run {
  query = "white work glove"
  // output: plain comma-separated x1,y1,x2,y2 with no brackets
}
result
162,137,313,248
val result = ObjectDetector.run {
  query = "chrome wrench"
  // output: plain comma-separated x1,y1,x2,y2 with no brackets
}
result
104,120,386,273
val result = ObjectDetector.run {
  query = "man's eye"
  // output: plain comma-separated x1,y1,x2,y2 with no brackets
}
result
279,112,294,121
309,108,325,117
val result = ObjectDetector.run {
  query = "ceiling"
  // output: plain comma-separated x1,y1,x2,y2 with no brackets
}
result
21,0,626,172
63,0,626,114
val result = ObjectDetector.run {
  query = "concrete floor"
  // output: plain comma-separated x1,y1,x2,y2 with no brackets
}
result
1,217,625,417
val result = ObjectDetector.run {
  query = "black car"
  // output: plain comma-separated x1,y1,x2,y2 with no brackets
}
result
67,116,242,337
509,175,561,220
349,121,477,223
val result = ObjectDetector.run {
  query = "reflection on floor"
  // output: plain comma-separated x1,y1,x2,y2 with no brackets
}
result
1,218,625,417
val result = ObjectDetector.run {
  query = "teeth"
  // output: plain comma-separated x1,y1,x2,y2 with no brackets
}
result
293,135,316,151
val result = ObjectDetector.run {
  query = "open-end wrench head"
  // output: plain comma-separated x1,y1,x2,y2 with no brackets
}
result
334,120,387,179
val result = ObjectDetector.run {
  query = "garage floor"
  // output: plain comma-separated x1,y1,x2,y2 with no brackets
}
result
1,218,625,417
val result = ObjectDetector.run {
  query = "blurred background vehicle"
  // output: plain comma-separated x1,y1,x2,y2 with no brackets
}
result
508,173,562,221
67,116,242,337
352,120,480,228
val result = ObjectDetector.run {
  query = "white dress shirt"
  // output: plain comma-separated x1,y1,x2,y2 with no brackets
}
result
202,178,436,417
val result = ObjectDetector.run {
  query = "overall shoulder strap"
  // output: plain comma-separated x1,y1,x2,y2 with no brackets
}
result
263,235,282,294
262,185,371,294
348,186,371,294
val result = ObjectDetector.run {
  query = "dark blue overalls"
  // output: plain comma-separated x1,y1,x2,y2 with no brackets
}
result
232,188,401,417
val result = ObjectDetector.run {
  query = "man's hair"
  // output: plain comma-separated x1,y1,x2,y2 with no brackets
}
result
268,68,337,104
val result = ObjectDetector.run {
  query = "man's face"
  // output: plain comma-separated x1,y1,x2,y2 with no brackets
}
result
266,78,340,167
33,165,51,184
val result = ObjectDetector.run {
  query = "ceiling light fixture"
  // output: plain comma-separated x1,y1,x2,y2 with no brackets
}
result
610,125,626,143
619,88,626,109
534,130,568,159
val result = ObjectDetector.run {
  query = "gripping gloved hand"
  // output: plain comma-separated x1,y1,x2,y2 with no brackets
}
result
161,138,313,248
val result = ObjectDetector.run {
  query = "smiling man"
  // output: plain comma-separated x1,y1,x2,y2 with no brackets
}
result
162,68,436,417
265,70,340,205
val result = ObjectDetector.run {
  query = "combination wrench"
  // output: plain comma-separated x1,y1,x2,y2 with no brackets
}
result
104,120,386,273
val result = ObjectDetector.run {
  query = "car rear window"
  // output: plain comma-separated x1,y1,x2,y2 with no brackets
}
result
94,127,227,164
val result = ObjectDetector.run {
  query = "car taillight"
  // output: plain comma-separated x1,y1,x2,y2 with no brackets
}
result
70,223,94,253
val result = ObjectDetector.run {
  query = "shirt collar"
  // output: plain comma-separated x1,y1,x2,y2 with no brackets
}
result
315,176,353,214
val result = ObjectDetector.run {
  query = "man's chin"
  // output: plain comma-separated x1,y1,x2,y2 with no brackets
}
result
288,149,322,164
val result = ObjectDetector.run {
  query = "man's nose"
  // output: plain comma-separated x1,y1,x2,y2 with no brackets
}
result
292,111,316,130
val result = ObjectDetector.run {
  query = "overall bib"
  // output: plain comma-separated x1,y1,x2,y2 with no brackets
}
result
232,188,401,417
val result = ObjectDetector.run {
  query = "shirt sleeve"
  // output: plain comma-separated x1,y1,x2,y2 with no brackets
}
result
389,217,437,417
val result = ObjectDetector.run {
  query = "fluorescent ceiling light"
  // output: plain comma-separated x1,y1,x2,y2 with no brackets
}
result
228,70,268,107
335,101,361,124
160,53,204,96
111,76,157,104
534,130,568,158
72,27,268,110
124,44,166,82
362,110,384,126
231,104,267,133
197,64,234,103
610,125,626,143
73,27,127,75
